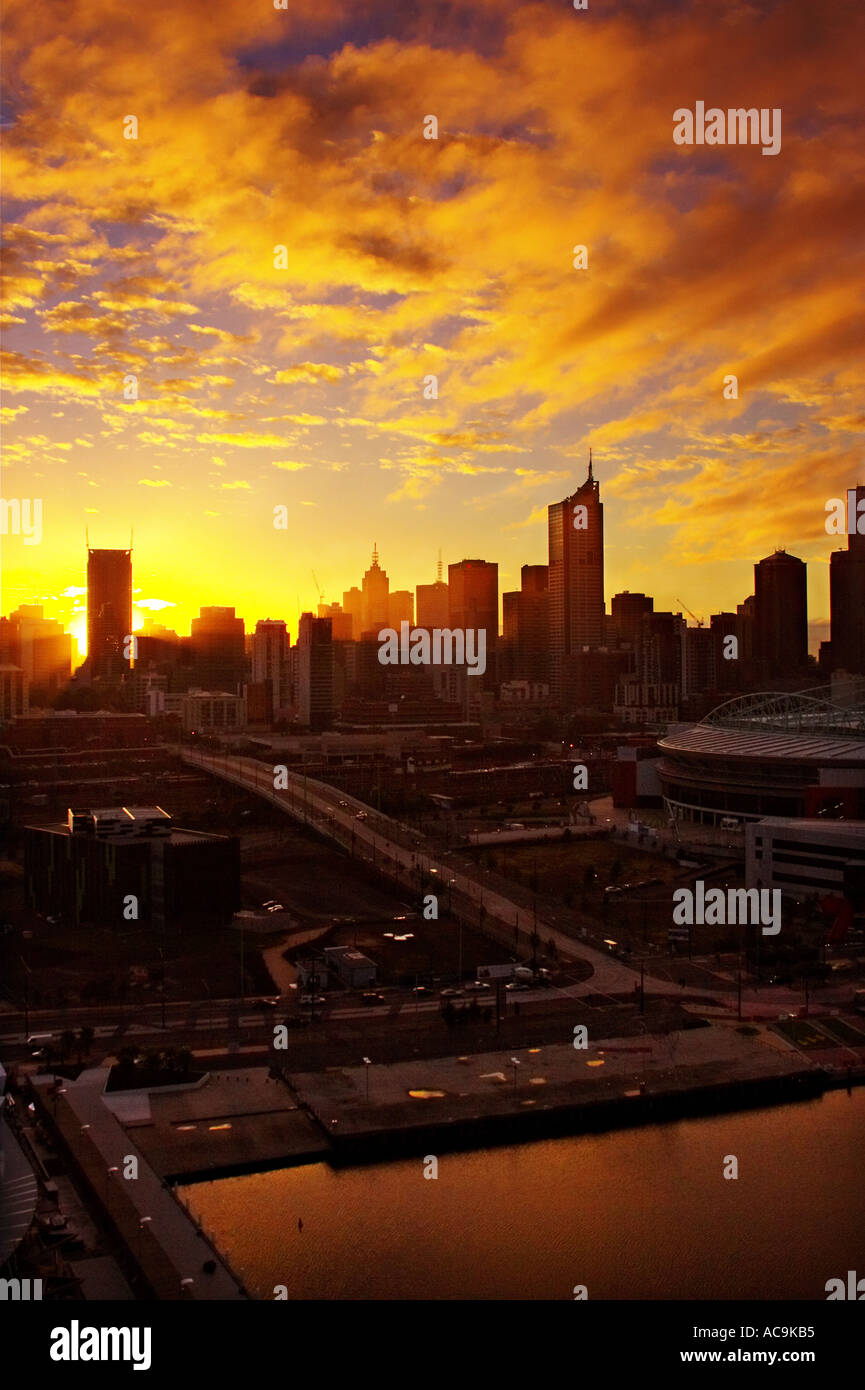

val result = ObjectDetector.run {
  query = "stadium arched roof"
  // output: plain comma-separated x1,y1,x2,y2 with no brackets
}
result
700,690,865,737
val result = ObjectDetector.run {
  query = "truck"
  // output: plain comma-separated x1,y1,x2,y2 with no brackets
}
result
476,963,535,984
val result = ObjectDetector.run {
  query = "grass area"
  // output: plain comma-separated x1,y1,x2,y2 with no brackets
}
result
330,913,558,986
473,838,680,898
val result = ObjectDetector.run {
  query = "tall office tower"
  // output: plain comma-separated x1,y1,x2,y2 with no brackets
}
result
317,603,353,641
753,550,808,682
252,619,291,716
361,543,390,636
448,559,498,635
548,453,605,703
448,558,499,686
501,564,549,684
0,606,73,694
86,547,132,678
296,613,334,730
708,608,755,691
388,590,414,628
190,606,246,693
830,484,865,676
640,611,685,687
611,591,653,647
136,618,180,670
342,587,363,640
416,555,449,629
681,624,717,699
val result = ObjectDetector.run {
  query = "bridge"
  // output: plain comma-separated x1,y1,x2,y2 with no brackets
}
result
180,749,666,999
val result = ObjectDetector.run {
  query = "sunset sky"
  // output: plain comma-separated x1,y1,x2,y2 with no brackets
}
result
2,0,863,657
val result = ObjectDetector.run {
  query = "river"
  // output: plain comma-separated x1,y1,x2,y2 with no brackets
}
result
181,1088,865,1300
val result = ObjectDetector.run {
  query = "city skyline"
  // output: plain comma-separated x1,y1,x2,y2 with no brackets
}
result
3,0,864,652
2,463,859,662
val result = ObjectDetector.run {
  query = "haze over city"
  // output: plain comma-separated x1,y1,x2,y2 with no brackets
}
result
3,0,864,650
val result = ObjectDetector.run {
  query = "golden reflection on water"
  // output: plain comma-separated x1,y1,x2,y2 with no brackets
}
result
181,1090,865,1301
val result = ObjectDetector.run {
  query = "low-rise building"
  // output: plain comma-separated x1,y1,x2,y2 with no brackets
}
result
745,817,865,901
323,945,377,988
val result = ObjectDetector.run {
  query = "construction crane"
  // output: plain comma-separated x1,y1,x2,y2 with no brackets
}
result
311,570,325,609
675,598,704,628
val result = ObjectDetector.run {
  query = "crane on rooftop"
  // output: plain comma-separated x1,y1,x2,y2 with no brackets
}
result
675,598,704,628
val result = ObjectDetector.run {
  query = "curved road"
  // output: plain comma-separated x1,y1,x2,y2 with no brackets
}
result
182,749,687,1003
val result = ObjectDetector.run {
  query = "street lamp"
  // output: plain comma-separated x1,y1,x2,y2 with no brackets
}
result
138,1215,152,1260
510,1057,521,1093
106,1164,119,1204
362,1056,372,1101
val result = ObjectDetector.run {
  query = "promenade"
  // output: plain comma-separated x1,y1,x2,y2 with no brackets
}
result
32,1066,247,1300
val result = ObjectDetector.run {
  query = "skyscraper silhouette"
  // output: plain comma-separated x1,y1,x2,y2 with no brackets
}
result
86,547,132,678
361,544,389,636
548,452,605,704
829,485,865,676
753,550,808,682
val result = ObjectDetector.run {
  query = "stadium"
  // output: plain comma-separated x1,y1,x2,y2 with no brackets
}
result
656,690,865,826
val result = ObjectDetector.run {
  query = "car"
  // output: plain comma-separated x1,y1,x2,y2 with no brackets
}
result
604,886,622,897
355,811,368,821
252,997,279,1009
505,981,530,992
361,992,385,1005
262,900,278,908
439,988,465,998
338,800,348,807
266,904,285,913
411,985,429,996
300,994,327,1006
464,981,491,994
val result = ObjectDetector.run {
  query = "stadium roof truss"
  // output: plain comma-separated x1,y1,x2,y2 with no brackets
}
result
701,691,865,737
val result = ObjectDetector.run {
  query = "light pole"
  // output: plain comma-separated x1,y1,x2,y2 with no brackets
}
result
239,920,246,1005
106,1164,119,1205
138,1215,152,1261
363,1056,371,1101
510,1057,520,1093
18,952,32,1036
